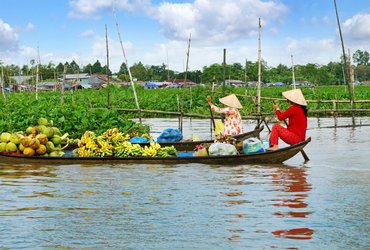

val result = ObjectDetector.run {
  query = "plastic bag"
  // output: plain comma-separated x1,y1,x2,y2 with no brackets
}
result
157,128,183,143
208,142,238,156
129,136,150,143
243,137,265,154
215,120,224,135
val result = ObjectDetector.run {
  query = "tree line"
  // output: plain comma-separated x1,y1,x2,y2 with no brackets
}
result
0,49,369,86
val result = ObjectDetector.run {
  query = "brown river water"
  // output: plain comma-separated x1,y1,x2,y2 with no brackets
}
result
0,117,369,249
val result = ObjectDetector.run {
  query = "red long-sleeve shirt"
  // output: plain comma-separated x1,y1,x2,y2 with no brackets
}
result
276,105,307,140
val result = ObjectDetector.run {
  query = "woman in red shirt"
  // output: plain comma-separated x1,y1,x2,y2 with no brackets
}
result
267,88,308,151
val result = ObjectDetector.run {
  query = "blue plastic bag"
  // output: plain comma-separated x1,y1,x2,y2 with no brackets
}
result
129,136,150,143
157,128,183,143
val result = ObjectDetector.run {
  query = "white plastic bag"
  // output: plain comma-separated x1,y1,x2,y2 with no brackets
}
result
208,142,238,156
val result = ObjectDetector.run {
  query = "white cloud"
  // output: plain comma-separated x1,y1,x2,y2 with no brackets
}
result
342,13,370,43
68,0,151,19
283,38,339,65
25,22,35,32
89,36,135,71
80,29,95,37
152,0,287,44
0,19,19,51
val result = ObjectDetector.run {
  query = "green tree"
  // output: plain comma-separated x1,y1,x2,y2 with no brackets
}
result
130,62,147,81
353,50,369,66
201,64,223,84
82,63,93,74
91,60,103,74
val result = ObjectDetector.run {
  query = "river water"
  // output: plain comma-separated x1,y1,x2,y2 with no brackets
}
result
0,117,369,249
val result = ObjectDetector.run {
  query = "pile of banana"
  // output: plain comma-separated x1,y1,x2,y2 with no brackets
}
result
77,128,177,158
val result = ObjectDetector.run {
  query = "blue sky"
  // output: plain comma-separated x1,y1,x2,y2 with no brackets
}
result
0,0,369,73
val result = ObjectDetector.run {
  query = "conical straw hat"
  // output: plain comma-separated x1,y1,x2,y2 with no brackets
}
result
282,88,307,106
219,94,242,108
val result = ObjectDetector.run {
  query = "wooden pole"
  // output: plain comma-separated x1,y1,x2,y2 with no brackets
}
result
291,54,296,89
257,18,262,114
244,58,248,83
35,47,39,100
61,64,67,104
222,48,226,94
105,24,111,109
1,66,6,103
113,8,141,123
347,48,355,110
334,0,353,102
180,33,192,132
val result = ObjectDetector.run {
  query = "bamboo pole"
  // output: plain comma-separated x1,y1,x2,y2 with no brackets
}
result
291,54,296,89
105,24,111,109
334,0,353,102
180,33,192,133
347,48,355,110
222,48,226,94
177,94,181,130
257,18,262,114
113,8,141,123
61,64,67,104
244,58,248,83
1,66,6,103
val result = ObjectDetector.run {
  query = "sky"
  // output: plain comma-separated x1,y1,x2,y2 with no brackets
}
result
0,0,369,73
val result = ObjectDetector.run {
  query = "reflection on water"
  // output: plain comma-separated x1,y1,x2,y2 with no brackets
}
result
271,166,314,241
0,117,369,249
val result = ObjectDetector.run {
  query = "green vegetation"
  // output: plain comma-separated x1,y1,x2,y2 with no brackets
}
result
0,85,369,139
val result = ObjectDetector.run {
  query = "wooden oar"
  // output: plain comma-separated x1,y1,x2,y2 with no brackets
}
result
208,104,216,132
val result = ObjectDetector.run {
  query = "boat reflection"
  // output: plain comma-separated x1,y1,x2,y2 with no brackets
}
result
0,164,57,179
271,166,314,240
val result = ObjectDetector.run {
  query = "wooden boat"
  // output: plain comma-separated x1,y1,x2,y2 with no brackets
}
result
0,137,311,165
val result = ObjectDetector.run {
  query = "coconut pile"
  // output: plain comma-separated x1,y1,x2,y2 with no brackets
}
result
0,118,69,157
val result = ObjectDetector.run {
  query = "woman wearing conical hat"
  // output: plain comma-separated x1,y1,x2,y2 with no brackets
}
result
267,88,308,151
207,94,243,136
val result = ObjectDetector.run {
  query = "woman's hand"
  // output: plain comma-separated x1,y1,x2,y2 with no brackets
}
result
273,103,280,111
206,96,212,106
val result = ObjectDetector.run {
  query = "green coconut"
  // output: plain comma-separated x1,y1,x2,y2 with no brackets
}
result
52,127,62,136
6,142,18,152
37,125,47,134
46,141,56,153
49,151,64,157
10,133,21,145
37,117,49,126
0,142,7,152
44,127,54,139
51,135,62,146
0,132,11,143
25,126,33,135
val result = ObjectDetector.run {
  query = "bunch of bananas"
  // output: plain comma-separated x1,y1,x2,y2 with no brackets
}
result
157,146,177,157
115,141,142,157
77,129,177,158
142,145,158,157
78,131,100,157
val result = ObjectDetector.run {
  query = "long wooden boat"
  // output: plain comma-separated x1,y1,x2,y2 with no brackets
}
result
0,137,310,165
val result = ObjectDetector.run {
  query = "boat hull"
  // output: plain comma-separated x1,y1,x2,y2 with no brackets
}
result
0,138,310,165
